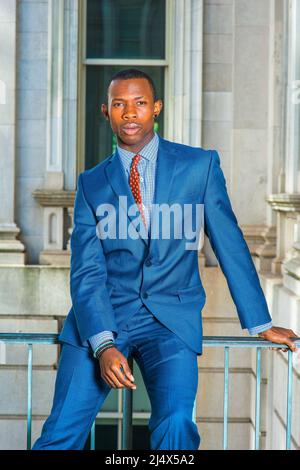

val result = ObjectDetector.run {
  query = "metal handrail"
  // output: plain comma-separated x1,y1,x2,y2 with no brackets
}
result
0,334,299,450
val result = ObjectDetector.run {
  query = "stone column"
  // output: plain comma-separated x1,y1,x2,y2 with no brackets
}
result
284,0,300,194
34,0,79,265
272,0,300,281
283,212,300,296
37,0,65,264
257,0,286,272
45,0,65,190
168,0,203,146
0,0,25,264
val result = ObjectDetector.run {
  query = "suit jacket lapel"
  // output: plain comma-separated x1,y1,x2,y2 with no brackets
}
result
148,136,180,253
153,136,179,208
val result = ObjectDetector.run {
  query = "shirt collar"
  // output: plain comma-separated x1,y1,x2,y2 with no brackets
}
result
117,131,159,171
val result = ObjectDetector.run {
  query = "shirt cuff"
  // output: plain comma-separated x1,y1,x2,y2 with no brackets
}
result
88,330,115,352
248,321,273,336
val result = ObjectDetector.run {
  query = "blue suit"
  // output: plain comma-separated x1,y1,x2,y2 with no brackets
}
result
32,135,272,450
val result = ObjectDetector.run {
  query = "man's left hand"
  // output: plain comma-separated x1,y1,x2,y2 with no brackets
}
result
258,326,299,352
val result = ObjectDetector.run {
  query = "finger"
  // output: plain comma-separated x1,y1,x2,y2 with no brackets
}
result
101,364,126,389
120,360,135,382
99,364,120,389
284,339,298,352
288,331,298,339
106,370,126,389
107,367,136,389
101,365,124,389
102,374,116,389
111,365,137,389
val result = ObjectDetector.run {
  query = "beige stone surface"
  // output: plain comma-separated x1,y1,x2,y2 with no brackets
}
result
271,412,289,450
0,266,71,316
0,369,56,415
201,267,238,319
196,368,251,418
204,3,233,34
0,318,59,365
197,421,251,450
201,319,251,368
203,33,233,64
0,418,44,450
249,371,268,432
203,63,232,92
234,0,270,26
273,352,300,448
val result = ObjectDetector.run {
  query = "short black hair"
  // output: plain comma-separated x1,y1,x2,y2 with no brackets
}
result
107,68,158,102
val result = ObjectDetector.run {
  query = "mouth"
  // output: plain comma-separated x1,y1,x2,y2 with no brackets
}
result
121,123,142,136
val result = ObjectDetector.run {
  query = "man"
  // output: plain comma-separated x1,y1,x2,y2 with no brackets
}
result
32,69,298,450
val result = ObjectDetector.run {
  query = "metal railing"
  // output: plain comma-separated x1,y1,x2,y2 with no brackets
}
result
0,333,299,450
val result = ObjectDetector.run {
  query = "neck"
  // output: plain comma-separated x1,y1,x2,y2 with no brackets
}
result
117,129,155,153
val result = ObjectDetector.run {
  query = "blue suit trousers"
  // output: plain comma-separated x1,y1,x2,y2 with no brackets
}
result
32,306,200,450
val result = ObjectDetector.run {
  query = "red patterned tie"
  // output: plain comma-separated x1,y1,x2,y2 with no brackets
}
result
129,154,147,230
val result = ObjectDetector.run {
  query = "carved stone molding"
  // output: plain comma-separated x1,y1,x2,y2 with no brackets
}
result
32,189,75,207
33,189,75,266
0,224,26,265
266,193,300,212
268,193,300,289
241,224,276,273
242,225,267,254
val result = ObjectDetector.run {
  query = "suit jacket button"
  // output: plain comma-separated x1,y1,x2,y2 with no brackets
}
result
145,259,152,267
142,292,149,299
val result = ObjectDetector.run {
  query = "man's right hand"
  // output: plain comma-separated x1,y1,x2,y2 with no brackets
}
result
98,347,137,390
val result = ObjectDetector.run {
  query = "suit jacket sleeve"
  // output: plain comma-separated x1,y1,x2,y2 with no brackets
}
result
203,150,272,330
70,173,118,344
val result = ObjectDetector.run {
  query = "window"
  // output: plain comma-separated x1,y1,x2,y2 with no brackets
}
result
84,423,151,450
86,0,165,59
82,0,167,170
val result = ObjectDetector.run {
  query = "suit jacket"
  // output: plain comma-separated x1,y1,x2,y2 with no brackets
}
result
59,135,272,355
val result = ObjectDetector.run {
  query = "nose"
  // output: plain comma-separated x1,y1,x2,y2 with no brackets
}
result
122,104,137,120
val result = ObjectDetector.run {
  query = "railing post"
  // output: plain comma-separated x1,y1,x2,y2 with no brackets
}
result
192,397,197,424
122,355,133,450
286,349,293,449
255,348,261,449
90,421,96,450
223,346,229,450
27,344,33,450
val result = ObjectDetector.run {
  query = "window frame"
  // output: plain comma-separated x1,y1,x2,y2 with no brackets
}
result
77,0,173,175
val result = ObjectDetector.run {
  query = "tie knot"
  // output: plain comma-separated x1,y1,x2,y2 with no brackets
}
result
132,154,142,168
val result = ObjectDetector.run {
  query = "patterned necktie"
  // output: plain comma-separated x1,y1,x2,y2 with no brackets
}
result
129,154,148,230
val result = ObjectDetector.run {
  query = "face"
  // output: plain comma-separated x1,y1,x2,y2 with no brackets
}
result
101,77,163,152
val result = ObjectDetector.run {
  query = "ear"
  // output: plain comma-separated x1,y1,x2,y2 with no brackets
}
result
154,99,163,118
101,103,109,120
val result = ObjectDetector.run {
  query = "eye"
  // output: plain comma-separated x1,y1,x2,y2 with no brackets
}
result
113,102,124,107
137,101,146,105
